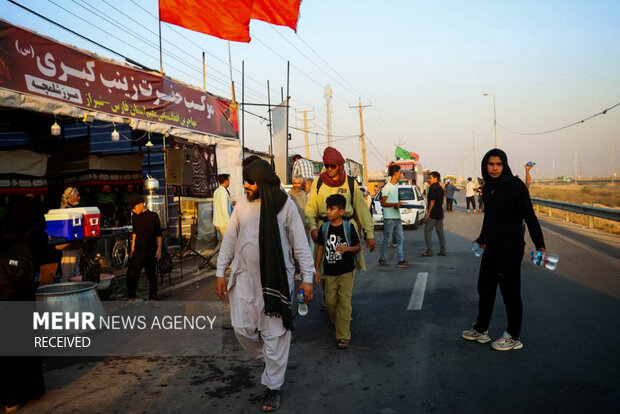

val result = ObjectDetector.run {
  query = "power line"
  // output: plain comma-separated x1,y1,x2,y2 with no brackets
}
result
498,101,620,136
295,33,367,100
242,108,359,138
6,0,153,71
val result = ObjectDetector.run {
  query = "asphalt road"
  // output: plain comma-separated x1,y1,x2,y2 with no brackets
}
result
24,195,620,413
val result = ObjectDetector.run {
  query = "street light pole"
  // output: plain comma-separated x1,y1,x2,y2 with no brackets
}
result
484,93,497,148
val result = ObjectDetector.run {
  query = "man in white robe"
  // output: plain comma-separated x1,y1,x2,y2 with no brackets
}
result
216,159,314,412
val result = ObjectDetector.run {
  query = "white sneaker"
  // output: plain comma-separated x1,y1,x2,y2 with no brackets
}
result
461,328,491,343
492,332,523,351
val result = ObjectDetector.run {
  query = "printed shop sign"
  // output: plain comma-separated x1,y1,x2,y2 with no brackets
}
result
0,20,239,139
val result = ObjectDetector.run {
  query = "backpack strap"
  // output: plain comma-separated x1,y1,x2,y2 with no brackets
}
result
342,220,351,245
316,177,323,193
347,176,355,198
321,221,330,245
342,219,360,263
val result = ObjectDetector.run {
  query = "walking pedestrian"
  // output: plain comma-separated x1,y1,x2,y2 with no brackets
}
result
288,175,311,247
291,154,315,180
466,177,477,213
445,181,459,212
126,195,162,306
305,147,376,268
421,171,446,257
314,194,361,349
215,159,315,412
212,173,232,249
378,164,411,267
461,149,546,351
476,180,484,212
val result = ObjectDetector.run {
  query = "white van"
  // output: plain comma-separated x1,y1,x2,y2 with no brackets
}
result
371,184,426,229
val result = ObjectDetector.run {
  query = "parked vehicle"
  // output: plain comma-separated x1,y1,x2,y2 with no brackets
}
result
371,184,426,229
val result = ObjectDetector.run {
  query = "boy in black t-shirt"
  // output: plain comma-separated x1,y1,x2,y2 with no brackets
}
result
314,194,361,349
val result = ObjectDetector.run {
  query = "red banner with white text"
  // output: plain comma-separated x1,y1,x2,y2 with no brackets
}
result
0,21,238,139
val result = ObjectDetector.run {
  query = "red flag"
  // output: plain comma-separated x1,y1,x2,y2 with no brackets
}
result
251,0,302,31
159,0,252,42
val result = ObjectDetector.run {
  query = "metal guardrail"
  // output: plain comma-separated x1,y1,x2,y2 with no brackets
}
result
531,197,620,223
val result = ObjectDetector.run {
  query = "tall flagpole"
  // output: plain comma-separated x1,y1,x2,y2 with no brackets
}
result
242,60,245,160
158,12,163,74
267,80,273,158
228,42,236,103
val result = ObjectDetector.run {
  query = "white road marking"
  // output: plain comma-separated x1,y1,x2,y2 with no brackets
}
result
407,272,428,310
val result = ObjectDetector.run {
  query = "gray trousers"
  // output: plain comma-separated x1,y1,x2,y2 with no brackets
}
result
424,218,446,253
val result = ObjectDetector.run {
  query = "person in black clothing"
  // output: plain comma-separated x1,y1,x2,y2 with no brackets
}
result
462,149,546,351
126,195,162,306
422,171,446,256
0,197,50,412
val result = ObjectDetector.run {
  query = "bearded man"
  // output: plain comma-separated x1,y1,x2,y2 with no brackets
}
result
215,159,314,412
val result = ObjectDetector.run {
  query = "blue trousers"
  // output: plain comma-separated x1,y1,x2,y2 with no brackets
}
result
380,218,404,262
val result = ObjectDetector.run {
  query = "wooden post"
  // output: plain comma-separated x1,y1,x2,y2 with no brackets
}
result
588,216,594,228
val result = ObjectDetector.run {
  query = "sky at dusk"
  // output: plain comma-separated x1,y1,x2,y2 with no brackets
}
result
3,0,619,179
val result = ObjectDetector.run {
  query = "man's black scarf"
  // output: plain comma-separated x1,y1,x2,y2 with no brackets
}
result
243,159,293,329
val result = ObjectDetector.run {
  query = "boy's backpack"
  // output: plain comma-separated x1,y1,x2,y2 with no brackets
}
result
0,234,37,299
320,220,359,263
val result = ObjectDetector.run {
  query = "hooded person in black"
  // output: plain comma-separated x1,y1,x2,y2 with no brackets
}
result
462,149,546,351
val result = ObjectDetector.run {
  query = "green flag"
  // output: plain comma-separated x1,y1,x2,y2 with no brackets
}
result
395,146,411,160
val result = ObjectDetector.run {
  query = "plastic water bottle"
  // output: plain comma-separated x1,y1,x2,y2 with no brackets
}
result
530,251,559,271
297,289,308,316
471,242,484,257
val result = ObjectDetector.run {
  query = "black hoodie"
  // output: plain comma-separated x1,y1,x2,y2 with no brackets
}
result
476,149,545,256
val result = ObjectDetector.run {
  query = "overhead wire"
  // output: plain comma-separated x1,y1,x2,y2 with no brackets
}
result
47,0,235,98
497,101,620,136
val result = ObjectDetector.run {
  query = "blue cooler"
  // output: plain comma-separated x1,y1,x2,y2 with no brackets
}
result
45,209,84,240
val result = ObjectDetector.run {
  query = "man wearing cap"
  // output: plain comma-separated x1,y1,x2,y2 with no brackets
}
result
305,147,376,271
126,195,162,306
215,159,314,412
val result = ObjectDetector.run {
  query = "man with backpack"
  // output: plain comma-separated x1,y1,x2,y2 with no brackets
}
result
305,147,376,273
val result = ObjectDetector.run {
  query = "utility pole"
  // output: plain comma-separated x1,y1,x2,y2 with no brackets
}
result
295,108,315,159
324,85,333,147
552,153,556,183
350,99,371,186
483,93,498,148
471,129,476,178
612,139,616,184
574,149,578,184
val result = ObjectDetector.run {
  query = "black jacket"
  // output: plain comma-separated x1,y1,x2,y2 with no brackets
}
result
476,149,545,256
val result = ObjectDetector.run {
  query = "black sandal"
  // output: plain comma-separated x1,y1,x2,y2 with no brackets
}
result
262,389,281,412
337,339,350,349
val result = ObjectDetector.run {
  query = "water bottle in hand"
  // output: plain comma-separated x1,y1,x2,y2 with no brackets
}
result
471,242,484,258
297,289,308,316
530,251,559,271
